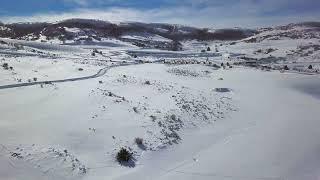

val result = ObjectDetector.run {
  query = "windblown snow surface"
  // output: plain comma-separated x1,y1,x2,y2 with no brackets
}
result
1,24,320,180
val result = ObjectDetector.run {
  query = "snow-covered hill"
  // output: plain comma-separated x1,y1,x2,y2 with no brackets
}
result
0,19,256,50
244,22,320,43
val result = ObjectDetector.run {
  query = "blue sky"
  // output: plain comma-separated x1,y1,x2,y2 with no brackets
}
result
0,0,319,27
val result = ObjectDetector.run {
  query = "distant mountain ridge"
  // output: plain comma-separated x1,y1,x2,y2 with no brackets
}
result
1,19,319,51
0,18,256,41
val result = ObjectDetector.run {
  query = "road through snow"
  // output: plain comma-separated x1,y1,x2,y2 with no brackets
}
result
0,63,136,90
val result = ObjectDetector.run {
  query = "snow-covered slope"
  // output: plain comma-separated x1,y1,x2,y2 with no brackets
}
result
206,22,320,73
244,22,320,43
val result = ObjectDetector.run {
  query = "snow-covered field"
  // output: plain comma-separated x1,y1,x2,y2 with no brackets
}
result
1,27,320,180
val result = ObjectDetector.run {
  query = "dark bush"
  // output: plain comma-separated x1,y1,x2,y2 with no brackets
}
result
135,137,143,145
2,63,8,70
133,107,139,113
116,148,132,163
170,114,177,121
284,65,289,70
207,47,211,51
266,48,276,54
308,65,313,69
212,64,220,68
171,41,182,51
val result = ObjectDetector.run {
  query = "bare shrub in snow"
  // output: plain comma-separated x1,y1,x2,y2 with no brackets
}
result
256,49,262,53
133,107,139,113
2,63,8,70
214,88,232,93
93,49,99,53
212,64,220,68
135,137,147,150
135,137,143,145
266,48,277,54
170,114,177,121
150,115,157,121
11,152,23,159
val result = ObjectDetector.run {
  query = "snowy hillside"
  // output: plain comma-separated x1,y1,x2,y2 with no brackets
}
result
0,19,256,50
0,20,320,180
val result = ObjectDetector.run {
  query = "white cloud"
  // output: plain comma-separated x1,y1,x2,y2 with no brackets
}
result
63,0,88,6
62,0,100,6
62,0,123,6
1,4,319,28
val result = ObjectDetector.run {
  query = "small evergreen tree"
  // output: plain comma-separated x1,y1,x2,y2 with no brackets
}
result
116,148,132,163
